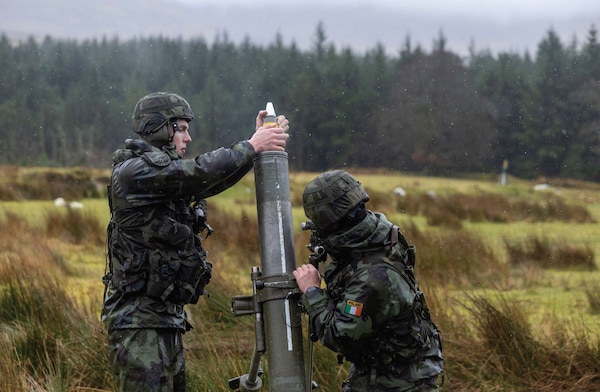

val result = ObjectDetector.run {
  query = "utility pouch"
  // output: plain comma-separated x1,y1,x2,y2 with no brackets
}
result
386,324,427,364
153,215,191,249
146,247,212,304
109,232,147,293
146,248,180,301
176,247,212,304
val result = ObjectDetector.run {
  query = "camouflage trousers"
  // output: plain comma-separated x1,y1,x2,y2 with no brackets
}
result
108,328,186,392
341,364,442,392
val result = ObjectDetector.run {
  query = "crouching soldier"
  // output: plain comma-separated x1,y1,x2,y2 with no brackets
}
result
294,170,444,392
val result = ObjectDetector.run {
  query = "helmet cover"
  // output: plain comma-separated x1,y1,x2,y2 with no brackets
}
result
302,170,370,230
131,92,194,146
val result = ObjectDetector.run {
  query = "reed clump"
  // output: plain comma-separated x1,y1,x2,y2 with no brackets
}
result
0,215,114,392
505,235,596,271
393,190,595,225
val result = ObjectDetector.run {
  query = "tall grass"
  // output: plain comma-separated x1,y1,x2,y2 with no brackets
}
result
442,294,600,391
0,168,599,391
0,166,108,201
401,222,509,290
44,208,106,246
584,283,600,314
389,190,596,225
505,235,596,270
0,214,114,392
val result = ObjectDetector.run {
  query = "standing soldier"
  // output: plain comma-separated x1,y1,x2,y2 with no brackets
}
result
293,170,444,391
102,92,289,391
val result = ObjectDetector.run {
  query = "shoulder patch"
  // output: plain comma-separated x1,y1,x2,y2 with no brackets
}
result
142,151,171,167
344,300,364,316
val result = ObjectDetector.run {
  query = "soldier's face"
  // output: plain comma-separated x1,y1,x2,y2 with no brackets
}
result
169,119,192,157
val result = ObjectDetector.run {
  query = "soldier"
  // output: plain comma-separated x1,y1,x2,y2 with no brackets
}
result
101,92,289,391
293,170,444,392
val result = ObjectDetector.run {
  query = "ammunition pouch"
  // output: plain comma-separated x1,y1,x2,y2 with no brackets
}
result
146,246,212,305
153,215,192,248
108,214,213,304
347,294,440,372
379,323,434,366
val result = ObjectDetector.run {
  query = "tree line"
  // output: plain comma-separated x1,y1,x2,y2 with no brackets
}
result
1,24,598,181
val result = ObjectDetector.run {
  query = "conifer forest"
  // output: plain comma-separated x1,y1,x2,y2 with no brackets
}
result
1,24,599,181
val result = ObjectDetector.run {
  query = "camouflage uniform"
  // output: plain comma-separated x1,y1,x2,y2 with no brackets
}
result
301,171,444,391
102,92,259,391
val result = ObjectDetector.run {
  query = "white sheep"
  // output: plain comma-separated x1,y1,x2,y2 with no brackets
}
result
394,187,407,197
54,197,84,209
54,197,67,207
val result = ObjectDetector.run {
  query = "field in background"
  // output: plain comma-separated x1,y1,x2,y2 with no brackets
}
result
1,166,599,391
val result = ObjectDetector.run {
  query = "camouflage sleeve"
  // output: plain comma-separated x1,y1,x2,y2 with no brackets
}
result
119,140,256,203
302,264,414,354
190,141,256,198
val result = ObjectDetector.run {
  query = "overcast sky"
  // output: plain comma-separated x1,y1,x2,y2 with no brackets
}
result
173,0,598,17
2,0,599,57
167,0,599,56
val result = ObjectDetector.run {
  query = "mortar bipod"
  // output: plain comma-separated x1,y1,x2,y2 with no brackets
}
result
228,266,302,391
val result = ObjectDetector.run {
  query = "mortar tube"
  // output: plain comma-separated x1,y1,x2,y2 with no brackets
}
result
253,151,307,392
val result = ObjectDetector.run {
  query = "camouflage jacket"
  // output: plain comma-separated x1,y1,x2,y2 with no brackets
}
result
302,211,443,385
102,138,256,332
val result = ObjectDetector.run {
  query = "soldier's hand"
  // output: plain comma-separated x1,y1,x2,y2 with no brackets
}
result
275,115,289,132
293,264,321,293
249,111,290,153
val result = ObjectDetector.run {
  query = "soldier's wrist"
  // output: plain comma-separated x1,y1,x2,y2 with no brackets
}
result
305,286,319,294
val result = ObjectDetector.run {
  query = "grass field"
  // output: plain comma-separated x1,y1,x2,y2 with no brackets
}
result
1,167,599,391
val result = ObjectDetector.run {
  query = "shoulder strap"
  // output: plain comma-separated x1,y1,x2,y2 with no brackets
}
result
390,225,416,268
107,183,113,214
142,150,171,167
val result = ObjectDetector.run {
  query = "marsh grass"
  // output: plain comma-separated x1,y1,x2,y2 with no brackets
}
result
0,213,67,281
1,167,599,391
44,208,106,246
584,283,600,314
401,222,510,289
0,224,114,392
444,294,600,391
0,165,108,201
505,235,596,270
392,190,596,226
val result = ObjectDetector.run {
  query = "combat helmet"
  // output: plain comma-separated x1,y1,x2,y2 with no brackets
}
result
303,170,370,233
132,92,194,147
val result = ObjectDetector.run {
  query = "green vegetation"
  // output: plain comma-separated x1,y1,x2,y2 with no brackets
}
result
0,167,599,391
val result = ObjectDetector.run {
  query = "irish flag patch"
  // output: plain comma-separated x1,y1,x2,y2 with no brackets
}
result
344,300,364,316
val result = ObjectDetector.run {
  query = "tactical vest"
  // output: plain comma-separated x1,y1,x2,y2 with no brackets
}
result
103,153,213,305
326,227,442,372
